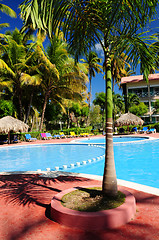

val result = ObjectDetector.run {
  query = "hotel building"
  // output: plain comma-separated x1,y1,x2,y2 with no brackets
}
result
121,73,159,123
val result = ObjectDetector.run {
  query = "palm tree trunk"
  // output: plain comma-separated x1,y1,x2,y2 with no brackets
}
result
112,77,115,92
102,48,117,197
31,115,35,131
89,75,92,108
18,89,23,120
39,92,49,131
25,91,33,124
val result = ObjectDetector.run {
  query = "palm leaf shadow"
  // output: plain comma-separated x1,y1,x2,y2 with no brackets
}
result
0,174,88,208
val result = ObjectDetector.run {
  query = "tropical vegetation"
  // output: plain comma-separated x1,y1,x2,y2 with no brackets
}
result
0,2,16,29
0,0,159,198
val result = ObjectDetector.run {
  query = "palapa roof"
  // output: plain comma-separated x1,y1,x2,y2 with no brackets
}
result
114,113,144,126
0,116,29,134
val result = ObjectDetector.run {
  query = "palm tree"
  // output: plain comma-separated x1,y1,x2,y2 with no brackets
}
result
81,51,102,107
111,52,132,92
0,2,16,29
20,0,159,196
0,29,41,120
126,93,140,113
112,93,124,121
36,35,88,131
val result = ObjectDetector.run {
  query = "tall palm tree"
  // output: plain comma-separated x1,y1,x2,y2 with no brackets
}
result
36,35,88,131
111,52,132,92
20,0,159,196
0,29,41,120
0,2,16,29
81,51,102,107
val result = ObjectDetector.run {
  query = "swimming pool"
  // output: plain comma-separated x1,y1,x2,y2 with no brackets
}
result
66,139,159,189
73,136,148,144
0,144,104,172
0,138,158,189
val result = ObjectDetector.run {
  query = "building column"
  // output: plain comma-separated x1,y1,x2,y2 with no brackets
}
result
147,84,151,112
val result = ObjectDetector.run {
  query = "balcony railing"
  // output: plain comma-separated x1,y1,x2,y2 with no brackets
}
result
130,90,159,98
150,91,159,97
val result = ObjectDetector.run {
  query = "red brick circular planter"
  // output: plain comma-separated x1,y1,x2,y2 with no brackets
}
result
51,185,136,230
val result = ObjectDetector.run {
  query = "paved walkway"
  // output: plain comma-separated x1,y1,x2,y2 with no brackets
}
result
0,133,159,239
0,174,159,240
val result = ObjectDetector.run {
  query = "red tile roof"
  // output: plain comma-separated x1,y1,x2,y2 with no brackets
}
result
121,73,159,84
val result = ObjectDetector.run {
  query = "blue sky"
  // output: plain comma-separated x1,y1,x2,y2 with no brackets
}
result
1,0,159,101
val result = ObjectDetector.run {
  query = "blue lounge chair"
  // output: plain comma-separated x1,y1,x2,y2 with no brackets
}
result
147,128,156,134
53,134,61,139
132,127,137,133
139,127,148,133
45,132,53,139
25,134,37,142
11,134,20,143
0,139,8,144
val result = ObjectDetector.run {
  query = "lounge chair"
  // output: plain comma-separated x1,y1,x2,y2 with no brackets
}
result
11,134,20,143
59,132,66,138
40,133,47,140
25,134,37,142
45,132,53,139
0,139,8,144
139,127,148,133
119,128,125,134
0,134,8,144
52,134,61,139
132,127,138,133
70,132,78,138
80,132,89,137
147,128,156,134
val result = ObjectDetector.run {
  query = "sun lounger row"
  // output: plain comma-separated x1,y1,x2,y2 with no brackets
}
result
25,131,94,142
132,127,157,134
40,132,67,139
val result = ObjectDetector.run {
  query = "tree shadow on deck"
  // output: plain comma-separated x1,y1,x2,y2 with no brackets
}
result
0,173,159,240
0,173,90,207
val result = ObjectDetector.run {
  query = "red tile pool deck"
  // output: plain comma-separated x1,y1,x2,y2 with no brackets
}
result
0,133,159,240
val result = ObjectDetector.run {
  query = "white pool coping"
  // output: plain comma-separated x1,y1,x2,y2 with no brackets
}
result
71,135,156,145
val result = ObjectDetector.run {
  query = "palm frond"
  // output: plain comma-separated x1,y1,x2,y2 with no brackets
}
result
0,3,16,18
0,23,9,29
0,59,15,76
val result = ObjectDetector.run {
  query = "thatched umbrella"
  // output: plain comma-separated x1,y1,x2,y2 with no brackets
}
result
114,113,144,132
0,116,29,143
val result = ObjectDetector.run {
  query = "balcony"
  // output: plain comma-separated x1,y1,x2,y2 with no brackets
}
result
150,91,159,97
136,92,148,98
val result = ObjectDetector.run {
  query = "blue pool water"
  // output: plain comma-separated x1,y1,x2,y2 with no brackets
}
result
76,136,147,143
0,144,104,172
66,139,159,188
0,138,158,189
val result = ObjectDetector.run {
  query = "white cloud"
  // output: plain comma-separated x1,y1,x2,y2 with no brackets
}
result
95,43,104,57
